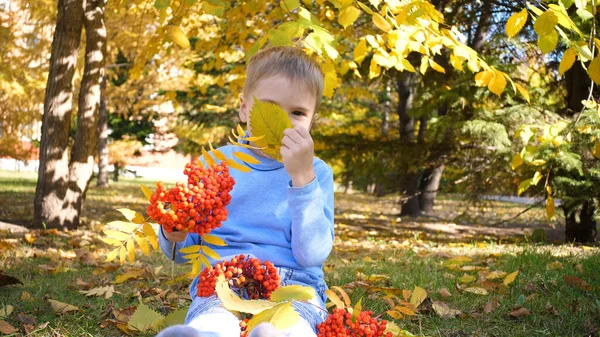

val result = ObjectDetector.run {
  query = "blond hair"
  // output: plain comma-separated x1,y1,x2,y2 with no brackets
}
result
244,46,324,112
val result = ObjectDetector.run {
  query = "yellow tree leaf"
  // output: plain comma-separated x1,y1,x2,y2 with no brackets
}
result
546,196,556,220
134,234,150,256
115,268,145,284
559,48,577,75
201,245,221,260
323,60,339,98
538,30,558,54
506,9,528,37
420,56,429,74
127,240,135,264
503,270,519,286
226,158,251,172
534,10,558,35
249,99,293,162
593,142,600,159
102,237,124,247
324,289,345,309
119,246,126,265
233,152,260,165
429,59,445,73
588,56,600,85
515,83,530,103
409,286,427,308
488,71,507,96
117,208,137,221
202,147,216,167
128,302,165,332
338,5,361,28
518,178,533,195
140,184,153,201
179,245,202,254
107,221,139,233
143,223,158,250
169,26,190,49
331,286,352,306
246,302,299,333
202,234,227,246
215,274,278,314
104,229,130,242
511,153,524,170
48,299,79,314
270,285,316,302
372,13,392,32
209,141,227,161
105,248,120,262
354,39,368,65
474,70,494,87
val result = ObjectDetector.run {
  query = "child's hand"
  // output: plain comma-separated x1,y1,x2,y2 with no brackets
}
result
164,230,188,242
281,125,316,187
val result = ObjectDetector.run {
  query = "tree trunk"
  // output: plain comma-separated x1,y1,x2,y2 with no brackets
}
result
469,0,493,51
97,75,109,187
419,164,445,215
33,0,84,229
113,162,120,182
64,0,107,229
564,200,597,243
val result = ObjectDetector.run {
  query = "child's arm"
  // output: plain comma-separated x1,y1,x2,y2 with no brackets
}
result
281,126,335,267
158,227,200,263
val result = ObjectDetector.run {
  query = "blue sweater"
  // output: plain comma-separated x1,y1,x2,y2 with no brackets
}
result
158,144,335,297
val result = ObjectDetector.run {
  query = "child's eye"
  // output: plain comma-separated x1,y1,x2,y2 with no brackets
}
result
292,111,305,117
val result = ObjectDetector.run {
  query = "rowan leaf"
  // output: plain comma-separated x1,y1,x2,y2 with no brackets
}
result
338,5,361,28
249,99,292,162
588,56,600,85
128,302,164,332
503,270,519,286
117,208,137,222
104,229,130,242
331,286,352,306
409,286,427,308
506,9,528,37
105,248,120,262
140,184,153,201
270,285,316,302
215,274,278,314
179,245,202,254
127,240,135,264
325,289,345,309
233,152,260,165
48,299,79,314
134,234,150,256
201,245,221,260
559,48,577,75
226,158,251,172
202,234,227,246
202,147,216,167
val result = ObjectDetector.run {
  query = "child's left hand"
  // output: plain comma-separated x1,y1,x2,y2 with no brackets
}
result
281,126,316,187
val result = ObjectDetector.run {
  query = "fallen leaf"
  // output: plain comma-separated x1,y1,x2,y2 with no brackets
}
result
503,271,519,286
439,288,452,298
444,256,472,267
545,302,559,316
509,307,530,318
459,274,476,284
0,305,13,318
48,299,79,314
431,301,462,319
483,301,499,313
482,270,507,279
21,291,31,301
80,285,115,299
127,302,164,332
24,233,36,244
76,278,92,290
463,287,489,295
115,268,146,284
16,312,37,325
75,248,98,266
113,307,137,323
563,275,593,291
409,286,427,308
547,261,563,270
0,320,17,334
575,264,584,273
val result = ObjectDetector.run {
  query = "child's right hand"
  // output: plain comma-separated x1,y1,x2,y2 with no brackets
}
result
164,230,188,242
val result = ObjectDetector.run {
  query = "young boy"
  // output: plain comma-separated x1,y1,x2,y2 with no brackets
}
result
156,46,334,337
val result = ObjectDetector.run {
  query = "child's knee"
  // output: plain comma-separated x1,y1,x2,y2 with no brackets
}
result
248,323,285,337
156,324,201,337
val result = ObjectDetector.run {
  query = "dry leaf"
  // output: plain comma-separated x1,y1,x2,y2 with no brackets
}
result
459,274,476,283
547,261,563,270
439,288,452,298
113,307,138,323
463,287,489,295
409,286,427,308
432,301,462,319
482,270,507,279
115,268,146,284
575,264,584,273
48,299,79,314
483,301,499,313
0,320,17,334
24,233,36,244
16,312,36,325
563,275,593,291
80,285,115,299
503,271,519,286
21,291,31,301
0,271,23,287
509,307,530,318
0,305,13,319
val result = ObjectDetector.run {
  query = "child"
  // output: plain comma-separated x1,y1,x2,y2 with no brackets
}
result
156,46,334,337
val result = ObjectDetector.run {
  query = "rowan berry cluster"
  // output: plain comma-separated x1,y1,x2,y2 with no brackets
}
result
239,317,250,337
317,308,392,337
147,161,235,235
197,254,281,299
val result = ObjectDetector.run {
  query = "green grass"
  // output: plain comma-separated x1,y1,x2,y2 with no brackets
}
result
1,171,599,336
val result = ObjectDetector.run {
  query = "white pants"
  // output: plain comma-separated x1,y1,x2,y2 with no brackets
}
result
187,311,317,337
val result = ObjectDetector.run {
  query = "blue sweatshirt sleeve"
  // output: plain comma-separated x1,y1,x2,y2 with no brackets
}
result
287,162,334,267
158,226,201,264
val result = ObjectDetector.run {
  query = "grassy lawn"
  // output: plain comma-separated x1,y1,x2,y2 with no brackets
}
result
0,171,598,337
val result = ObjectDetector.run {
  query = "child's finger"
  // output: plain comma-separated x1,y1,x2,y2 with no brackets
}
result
293,125,311,139
281,135,295,148
283,128,303,143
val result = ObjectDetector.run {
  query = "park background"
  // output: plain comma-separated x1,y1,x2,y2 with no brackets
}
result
0,0,599,336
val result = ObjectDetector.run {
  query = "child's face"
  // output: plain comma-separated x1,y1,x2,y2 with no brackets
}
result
239,76,318,133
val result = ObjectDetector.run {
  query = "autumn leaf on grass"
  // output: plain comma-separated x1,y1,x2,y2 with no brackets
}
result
249,98,292,162
432,301,461,319
509,307,531,318
459,274,476,284
0,320,17,335
115,268,146,284
503,271,519,286
563,275,594,291
409,286,427,308
482,270,507,280
0,305,13,319
80,285,115,299
127,302,164,332
48,299,79,314
443,256,472,267
463,287,489,295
